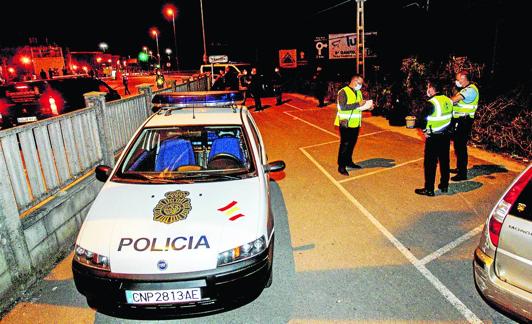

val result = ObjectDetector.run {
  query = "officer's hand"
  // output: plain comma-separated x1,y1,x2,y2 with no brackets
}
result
359,99,366,106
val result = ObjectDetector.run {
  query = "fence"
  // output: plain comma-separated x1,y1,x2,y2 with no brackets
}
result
0,75,208,309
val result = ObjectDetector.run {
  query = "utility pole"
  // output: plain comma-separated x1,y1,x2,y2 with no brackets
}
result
355,0,366,77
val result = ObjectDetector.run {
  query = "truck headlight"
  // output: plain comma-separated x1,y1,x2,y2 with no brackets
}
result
217,236,266,266
74,244,110,271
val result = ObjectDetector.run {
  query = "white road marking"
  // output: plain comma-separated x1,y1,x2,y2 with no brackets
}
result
300,147,482,323
338,157,424,183
419,225,484,265
284,111,339,138
301,140,339,150
285,103,303,111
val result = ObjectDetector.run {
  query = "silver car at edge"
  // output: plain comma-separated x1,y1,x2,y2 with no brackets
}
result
473,164,532,322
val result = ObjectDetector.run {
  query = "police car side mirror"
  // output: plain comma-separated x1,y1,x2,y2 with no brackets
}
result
265,160,286,173
152,105,161,113
95,165,112,182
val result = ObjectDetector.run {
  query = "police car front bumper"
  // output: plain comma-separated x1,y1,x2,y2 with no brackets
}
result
72,241,273,318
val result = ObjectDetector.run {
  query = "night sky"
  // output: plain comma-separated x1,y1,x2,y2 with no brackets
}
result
1,0,529,77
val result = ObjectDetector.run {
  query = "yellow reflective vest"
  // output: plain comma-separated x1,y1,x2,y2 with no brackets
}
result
453,83,479,118
426,95,453,133
334,86,363,128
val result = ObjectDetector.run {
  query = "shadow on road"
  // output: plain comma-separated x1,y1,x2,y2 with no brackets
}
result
467,164,508,179
358,158,396,169
439,181,483,196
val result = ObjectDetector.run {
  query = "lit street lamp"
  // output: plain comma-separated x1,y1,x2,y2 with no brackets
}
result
142,46,148,53
163,4,179,70
99,42,108,52
150,27,161,67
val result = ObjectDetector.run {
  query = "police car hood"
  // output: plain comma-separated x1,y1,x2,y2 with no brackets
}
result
77,177,265,274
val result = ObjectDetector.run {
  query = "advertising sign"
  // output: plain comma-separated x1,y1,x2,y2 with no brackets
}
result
208,55,229,64
328,33,357,59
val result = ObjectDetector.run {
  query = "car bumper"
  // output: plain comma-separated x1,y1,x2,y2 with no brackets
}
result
72,241,273,318
473,247,532,321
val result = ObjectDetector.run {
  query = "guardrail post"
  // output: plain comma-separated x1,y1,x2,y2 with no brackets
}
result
84,92,115,167
172,80,178,92
136,84,153,118
0,149,32,286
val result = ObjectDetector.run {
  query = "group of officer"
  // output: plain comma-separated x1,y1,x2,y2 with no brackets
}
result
335,71,479,197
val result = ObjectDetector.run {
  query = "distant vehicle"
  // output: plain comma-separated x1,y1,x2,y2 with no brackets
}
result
72,91,285,317
473,164,532,322
200,63,252,79
0,76,120,129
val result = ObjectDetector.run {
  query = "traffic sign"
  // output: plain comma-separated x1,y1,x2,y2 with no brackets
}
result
208,55,229,64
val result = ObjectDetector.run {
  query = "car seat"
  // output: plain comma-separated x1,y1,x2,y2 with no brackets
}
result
155,138,196,172
208,137,244,163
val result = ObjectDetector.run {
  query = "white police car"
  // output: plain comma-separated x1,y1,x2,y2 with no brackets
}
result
72,91,285,316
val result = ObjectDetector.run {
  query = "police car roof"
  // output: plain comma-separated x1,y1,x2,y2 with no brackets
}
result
147,91,246,127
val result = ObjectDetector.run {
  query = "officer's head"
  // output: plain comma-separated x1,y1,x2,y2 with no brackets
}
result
251,68,257,75
455,70,470,88
426,78,441,97
349,74,364,90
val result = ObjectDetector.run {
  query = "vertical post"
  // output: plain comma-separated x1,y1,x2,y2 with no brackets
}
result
84,92,115,167
136,84,154,118
355,0,365,77
0,148,32,284
200,0,208,64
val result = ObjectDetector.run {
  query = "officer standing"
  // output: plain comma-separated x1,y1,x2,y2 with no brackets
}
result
415,79,454,197
312,66,327,107
249,68,263,112
335,74,373,176
155,69,165,89
272,67,283,106
450,70,479,181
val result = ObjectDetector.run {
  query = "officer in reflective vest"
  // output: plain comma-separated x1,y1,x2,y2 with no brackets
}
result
335,74,373,176
415,79,454,197
450,70,479,181
155,69,165,89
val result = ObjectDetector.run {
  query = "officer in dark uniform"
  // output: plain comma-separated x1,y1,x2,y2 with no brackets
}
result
415,79,454,197
272,67,283,106
450,70,479,181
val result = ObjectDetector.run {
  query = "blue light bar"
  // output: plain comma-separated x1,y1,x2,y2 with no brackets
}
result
152,91,243,107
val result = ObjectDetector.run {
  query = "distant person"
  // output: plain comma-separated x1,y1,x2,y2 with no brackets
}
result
223,66,238,91
212,70,225,90
312,66,327,107
239,69,250,105
249,68,263,111
415,79,453,197
449,70,479,181
335,74,373,176
39,69,47,80
155,69,165,89
122,73,131,95
48,68,54,79
272,67,283,106
88,69,95,78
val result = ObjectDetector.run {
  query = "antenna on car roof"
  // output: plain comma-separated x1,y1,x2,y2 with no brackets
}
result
192,105,196,119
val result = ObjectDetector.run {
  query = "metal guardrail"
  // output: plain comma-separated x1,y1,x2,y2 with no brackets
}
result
0,75,209,216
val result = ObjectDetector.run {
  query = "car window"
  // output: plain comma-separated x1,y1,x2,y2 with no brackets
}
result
114,125,256,183
247,114,265,164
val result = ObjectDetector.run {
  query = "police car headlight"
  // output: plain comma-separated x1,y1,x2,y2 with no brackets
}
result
217,236,266,266
74,244,110,271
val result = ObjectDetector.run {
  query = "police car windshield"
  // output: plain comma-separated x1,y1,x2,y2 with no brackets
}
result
115,126,254,183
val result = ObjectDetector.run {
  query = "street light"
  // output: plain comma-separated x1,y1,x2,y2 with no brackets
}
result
163,4,179,70
149,27,161,67
142,46,148,53
99,42,108,52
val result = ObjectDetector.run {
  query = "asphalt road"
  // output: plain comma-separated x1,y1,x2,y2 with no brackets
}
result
1,93,525,323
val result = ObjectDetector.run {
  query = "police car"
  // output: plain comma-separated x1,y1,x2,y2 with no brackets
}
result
72,91,285,316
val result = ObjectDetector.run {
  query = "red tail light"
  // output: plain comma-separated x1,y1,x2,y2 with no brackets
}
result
489,167,532,247
48,96,58,115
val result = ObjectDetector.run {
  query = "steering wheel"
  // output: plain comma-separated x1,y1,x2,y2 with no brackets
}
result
207,153,243,169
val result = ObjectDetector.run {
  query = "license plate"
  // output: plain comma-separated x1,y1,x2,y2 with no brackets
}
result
17,116,37,123
125,288,202,305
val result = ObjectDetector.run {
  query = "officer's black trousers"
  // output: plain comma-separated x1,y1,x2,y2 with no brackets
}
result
452,116,473,176
337,126,360,167
424,133,451,191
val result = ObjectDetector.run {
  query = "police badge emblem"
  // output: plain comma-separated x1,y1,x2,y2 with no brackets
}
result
153,190,192,224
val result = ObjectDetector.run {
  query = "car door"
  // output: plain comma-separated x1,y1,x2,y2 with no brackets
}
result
494,173,532,293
